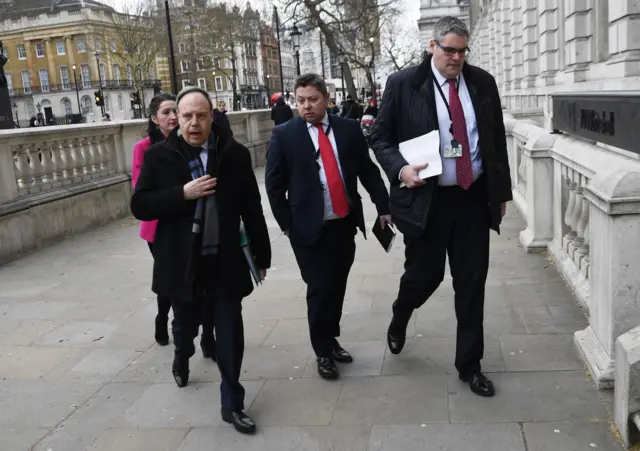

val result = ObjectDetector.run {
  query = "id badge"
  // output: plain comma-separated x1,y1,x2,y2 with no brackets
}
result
444,140,463,158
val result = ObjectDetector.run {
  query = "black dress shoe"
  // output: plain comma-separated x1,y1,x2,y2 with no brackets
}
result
317,356,339,380
200,339,216,362
459,372,495,397
387,314,409,355
332,342,353,363
221,408,256,434
172,355,189,388
154,315,169,346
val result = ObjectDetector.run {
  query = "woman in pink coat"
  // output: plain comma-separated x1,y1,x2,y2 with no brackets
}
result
132,93,178,346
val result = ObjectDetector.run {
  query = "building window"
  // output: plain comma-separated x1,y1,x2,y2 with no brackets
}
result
113,64,121,83
56,41,66,55
35,43,45,58
6,73,12,94
178,43,185,54
26,102,35,118
60,67,70,89
39,69,50,92
110,40,117,52
182,79,191,88
95,36,103,51
81,95,93,114
104,95,111,113
118,94,124,111
181,61,188,73
99,63,106,86
77,38,87,53
61,98,73,116
197,78,207,90
17,45,26,60
148,66,156,80
81,64,91,88
197,59,204,71
21,71,31,93
215,76,222,91
125,64,133,83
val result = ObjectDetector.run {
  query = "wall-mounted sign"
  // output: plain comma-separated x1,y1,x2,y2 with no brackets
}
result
552,93,640,154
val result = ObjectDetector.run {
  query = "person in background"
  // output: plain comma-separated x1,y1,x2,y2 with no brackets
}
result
213,100,233,137
363,99,378,118
132,93,217,359
271,95,294,125
340,94,363,120
131,87,271,434
102,113,111,121
327,100,340,116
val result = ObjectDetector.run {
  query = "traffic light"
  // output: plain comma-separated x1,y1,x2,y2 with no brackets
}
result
94,91,104,107
132,91,140,105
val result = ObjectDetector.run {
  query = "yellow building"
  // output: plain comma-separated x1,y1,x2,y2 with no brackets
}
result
1,0,171,124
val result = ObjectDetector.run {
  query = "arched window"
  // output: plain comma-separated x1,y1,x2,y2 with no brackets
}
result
81,95,93,115
104,94,111,113
61,98,73,116
117,94,124,111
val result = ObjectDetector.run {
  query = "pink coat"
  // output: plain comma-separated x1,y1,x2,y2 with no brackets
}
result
132,136,158,242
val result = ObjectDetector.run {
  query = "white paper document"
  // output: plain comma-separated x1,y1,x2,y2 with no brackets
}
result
398,130,442,188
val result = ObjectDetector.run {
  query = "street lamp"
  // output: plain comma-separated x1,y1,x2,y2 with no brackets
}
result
337,50,346,104
212,70,218,102
290,24,302,76
95,52,105,115
266,74,271,106
368,36,376,102
72,64,81,116
137,64,146,118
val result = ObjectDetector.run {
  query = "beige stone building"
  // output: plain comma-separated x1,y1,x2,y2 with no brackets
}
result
1,0,170,125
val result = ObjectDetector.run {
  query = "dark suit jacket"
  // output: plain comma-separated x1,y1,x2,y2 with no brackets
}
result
130,123,271,300
372,54,512,237
265,115,390,247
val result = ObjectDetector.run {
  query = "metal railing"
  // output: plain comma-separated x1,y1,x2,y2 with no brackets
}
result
8,80,162,97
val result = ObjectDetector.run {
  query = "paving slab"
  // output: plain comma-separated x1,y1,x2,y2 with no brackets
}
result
0,169,622,450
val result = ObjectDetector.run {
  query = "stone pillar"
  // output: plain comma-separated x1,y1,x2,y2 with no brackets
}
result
564,0,593,82
0,144,18,202
509,0,524,91
65,36,76,67
519,132,558,251
614,326,640,447
607,0,640,77
575,170,640,388
44,39,57,86
521,0,539,88
500,0,513,100
537,0,561,86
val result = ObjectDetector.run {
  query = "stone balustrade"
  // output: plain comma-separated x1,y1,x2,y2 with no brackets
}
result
0,109,275,263
505,114,640,392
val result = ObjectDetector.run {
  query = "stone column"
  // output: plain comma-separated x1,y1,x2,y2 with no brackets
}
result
65,36,76,67
509,0,524,91
537,0,561,86
564,0,593,82
521,0,539,88
575,170,640,388
500,0,513,100
44,39,57,87
519,132,559,251
607,0,640,77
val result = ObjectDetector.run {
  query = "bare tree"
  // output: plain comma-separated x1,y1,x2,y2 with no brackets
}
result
0,0,16,23
108,0,167,91
281,0,403,98
380,16,421,73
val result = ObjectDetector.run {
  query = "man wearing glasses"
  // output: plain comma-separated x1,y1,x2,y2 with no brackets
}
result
372,16,512,397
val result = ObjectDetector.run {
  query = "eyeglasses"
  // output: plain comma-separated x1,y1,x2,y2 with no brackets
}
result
435,41,470,57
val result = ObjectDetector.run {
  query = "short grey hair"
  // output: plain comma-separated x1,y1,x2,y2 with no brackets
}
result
432,16,469,40
294,73,328,96
176,85,213,112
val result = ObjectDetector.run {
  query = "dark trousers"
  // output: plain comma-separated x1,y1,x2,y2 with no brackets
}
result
172,286,245,411
147,242,171,318
394,177,491,377
292,217,356,357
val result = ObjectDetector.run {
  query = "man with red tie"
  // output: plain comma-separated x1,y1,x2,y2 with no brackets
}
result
372,17,512,397
266,73,391,379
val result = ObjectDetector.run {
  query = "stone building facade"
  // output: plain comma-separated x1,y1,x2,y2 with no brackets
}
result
466,0,640,130
418,0,470,51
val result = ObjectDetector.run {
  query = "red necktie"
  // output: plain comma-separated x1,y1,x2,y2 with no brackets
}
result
448,79,473,190
315,123,349,217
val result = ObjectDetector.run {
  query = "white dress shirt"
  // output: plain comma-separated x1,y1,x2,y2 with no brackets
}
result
199,140,209,169
307,113,347,220
431,58,483,186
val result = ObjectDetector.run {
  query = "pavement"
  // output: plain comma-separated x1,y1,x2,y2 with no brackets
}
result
0,168,623,450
